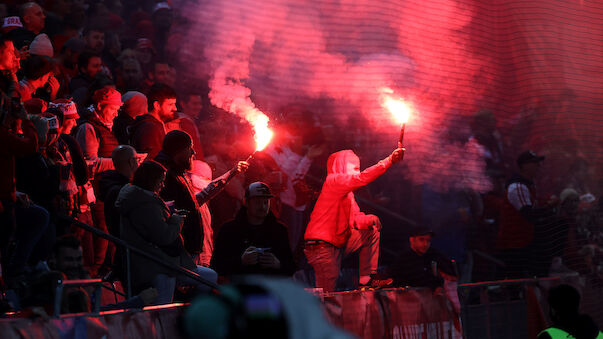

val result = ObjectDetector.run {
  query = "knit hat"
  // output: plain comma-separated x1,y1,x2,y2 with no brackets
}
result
122,91,148,118
62,37,86,53
93,87,123,106
153,2,172,14
29,34,54,58
560,188,579,204
162,130,192,156
24,98,47,115
49,99,79,119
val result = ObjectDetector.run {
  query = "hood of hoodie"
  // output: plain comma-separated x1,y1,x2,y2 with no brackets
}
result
96,170,129,202
326,150,359,175
115,183,164,216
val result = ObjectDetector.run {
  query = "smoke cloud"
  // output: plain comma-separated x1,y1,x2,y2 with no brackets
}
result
174,0,508,193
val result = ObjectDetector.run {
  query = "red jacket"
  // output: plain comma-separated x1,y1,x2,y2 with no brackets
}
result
304,150,391,248
0,119,39,201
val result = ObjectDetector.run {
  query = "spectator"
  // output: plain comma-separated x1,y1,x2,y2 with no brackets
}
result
55,38,86,98
6,2,44,49
75,87,121,175
304,147,404,292
113,91,147,145
28,33,53,58
164,92,204,159
497,150,551,278
116,160,217,304
211,182,296,279
117,58,144,92
82,25,105,55
155,130,248,263
0,36,50,282
74,87,121,276
69,51,102,93
129,83,176,159
46,99,88,219
140,60,175,93
17,55,59,102
379,226,456,292
538,284,602,339
96,145,145,237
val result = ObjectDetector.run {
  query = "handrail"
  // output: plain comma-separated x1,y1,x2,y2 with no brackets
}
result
57,214,219,295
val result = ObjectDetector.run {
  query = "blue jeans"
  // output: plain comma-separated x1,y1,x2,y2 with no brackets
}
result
304,227,380,292
152,265,218,305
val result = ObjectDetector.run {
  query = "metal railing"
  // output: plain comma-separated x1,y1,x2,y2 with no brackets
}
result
57,214,218,304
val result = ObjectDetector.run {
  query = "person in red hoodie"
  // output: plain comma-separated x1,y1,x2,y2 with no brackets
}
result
304,147,404,292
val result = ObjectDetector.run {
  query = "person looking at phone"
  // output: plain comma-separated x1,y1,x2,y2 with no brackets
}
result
211,182,296,281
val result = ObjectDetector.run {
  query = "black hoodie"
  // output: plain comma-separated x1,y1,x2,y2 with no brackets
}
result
129,114,165,160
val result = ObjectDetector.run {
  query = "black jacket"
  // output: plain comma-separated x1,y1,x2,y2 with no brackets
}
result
96,170,129,236
384,247,456,290
129,114,165,160
155,151,205,254
112,112,135,145
211,207,296,277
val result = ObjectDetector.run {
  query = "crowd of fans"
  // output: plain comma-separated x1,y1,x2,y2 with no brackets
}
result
0,0,600,321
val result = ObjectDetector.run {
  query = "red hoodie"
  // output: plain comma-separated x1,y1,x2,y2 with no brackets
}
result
304,150,392,248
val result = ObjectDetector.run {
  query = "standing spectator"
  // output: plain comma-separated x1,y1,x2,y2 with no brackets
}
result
116,160,217,304
75,87,120,174
140,60,175,94
164,92,204,159
69,51,102,94
129,83,176,159
155,130,248,260
211,182,296,280
17,55,59,102
112,91,147,145
116,59,144,92
82,25,105,55
7,2,45,49
497,150,550,278
0,36,49,282
304,147,404,292
55,38,86,98
74,87,121,276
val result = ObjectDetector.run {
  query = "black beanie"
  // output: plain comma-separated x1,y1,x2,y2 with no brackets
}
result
162,130,192,157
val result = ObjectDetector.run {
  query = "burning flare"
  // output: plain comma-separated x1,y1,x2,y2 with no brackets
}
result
381,87,411,124
249,113,274,152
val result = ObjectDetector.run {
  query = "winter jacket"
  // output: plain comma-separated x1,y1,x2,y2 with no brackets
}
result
96,170,129,236
112,112,135,145
304,150,392,248
115,184,195,292
155,151,205,254
211,207,296,277
129,114,165,160
74,113,118,175
15,152,60,212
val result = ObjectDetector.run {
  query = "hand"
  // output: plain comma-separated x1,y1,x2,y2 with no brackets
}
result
241,246,259,266
440,271,457,282
16,191,31,208
46,76,60,100
368,215,382,231
306,144,326,159
170,213,186,228
389,147,405,163
138,287,158,305
235,161,249,174
259,252,280,269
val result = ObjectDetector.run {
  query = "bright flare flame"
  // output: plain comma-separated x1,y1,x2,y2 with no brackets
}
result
381,87,411,124
250,114,274,151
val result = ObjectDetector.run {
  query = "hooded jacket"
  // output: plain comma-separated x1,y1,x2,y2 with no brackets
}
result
304,150,392,248
115,184,195,291
129,113,165,160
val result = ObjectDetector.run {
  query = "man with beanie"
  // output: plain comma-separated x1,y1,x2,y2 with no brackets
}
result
129,84,177,159
156,130,248,263
75,87,121,175
113,91,147,145
28,33,53,58
74,87,121,276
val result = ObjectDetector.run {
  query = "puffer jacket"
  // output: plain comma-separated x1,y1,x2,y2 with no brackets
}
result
115,184,195,292
304,150,391,248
